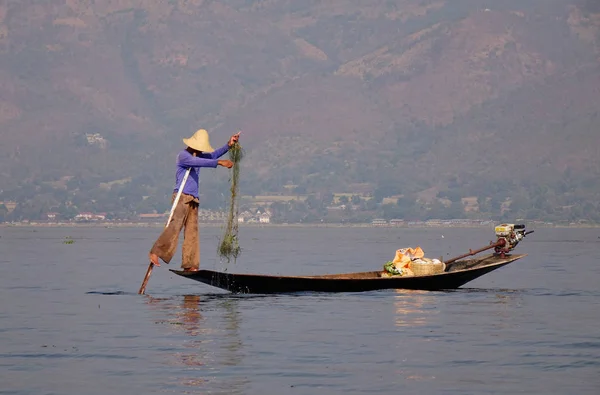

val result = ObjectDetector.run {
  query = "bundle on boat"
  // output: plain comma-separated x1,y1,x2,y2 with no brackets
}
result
382,246,445,277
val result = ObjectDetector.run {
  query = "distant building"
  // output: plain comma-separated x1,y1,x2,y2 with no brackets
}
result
371,218,388,226
46,212,60,221
75,212,106,221
259,213,271,224
86,133,108,149
0,201,17,212
198,209,226,223
389,219,405,227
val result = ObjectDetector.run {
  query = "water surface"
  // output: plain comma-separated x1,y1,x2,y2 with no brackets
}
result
1,226,599,394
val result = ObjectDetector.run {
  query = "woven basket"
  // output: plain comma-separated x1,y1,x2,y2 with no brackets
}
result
409,260,446,276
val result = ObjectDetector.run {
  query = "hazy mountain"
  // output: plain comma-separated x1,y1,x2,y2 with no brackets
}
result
1,0,599,220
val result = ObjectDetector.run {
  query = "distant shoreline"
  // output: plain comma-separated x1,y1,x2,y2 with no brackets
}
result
1,222,598,229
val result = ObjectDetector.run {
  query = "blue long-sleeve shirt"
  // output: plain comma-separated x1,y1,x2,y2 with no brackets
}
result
173,144,230,198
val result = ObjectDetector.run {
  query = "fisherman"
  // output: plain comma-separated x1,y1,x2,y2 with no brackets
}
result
148,129,240,272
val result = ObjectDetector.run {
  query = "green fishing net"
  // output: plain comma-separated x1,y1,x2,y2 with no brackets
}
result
218,143,244,263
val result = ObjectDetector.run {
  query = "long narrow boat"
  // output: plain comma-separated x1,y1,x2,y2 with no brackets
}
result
170,253,526,294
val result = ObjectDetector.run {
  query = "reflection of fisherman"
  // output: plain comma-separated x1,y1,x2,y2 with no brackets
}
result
180,295,203,337
145,295,247,390
149,129,241,272
145,295,204,337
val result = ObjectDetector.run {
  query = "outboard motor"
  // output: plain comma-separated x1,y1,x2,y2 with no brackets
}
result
494,223,533,257
443,223,535,266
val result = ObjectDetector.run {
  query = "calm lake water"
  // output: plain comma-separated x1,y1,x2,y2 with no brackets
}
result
1,225,599,394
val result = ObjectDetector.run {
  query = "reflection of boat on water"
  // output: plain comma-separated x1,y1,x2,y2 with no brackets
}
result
393,290,436,327
171,224,533,294
171,254,526,294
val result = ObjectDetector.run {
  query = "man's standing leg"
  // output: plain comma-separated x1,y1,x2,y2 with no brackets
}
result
149,194,191,266
181,199,200,271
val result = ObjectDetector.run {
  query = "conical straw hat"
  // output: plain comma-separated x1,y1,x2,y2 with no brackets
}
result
183,129,214,152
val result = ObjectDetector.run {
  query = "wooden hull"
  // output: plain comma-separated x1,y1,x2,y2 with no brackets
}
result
170,254,526,294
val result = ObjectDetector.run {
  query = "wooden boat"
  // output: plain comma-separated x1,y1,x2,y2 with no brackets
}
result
169,253,526,294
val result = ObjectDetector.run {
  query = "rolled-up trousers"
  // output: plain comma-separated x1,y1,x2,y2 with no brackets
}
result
149,193,199,270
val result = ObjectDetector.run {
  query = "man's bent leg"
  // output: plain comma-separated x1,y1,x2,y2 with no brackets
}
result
149,196,191,265
181,200,199,270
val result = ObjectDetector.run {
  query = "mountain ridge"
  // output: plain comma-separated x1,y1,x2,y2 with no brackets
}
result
1,1,599,222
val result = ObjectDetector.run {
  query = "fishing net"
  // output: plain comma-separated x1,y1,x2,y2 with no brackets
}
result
218,142,244,263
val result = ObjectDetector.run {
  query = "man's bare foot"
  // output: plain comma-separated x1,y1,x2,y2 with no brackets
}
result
149,253,160,267
183,268,199,272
